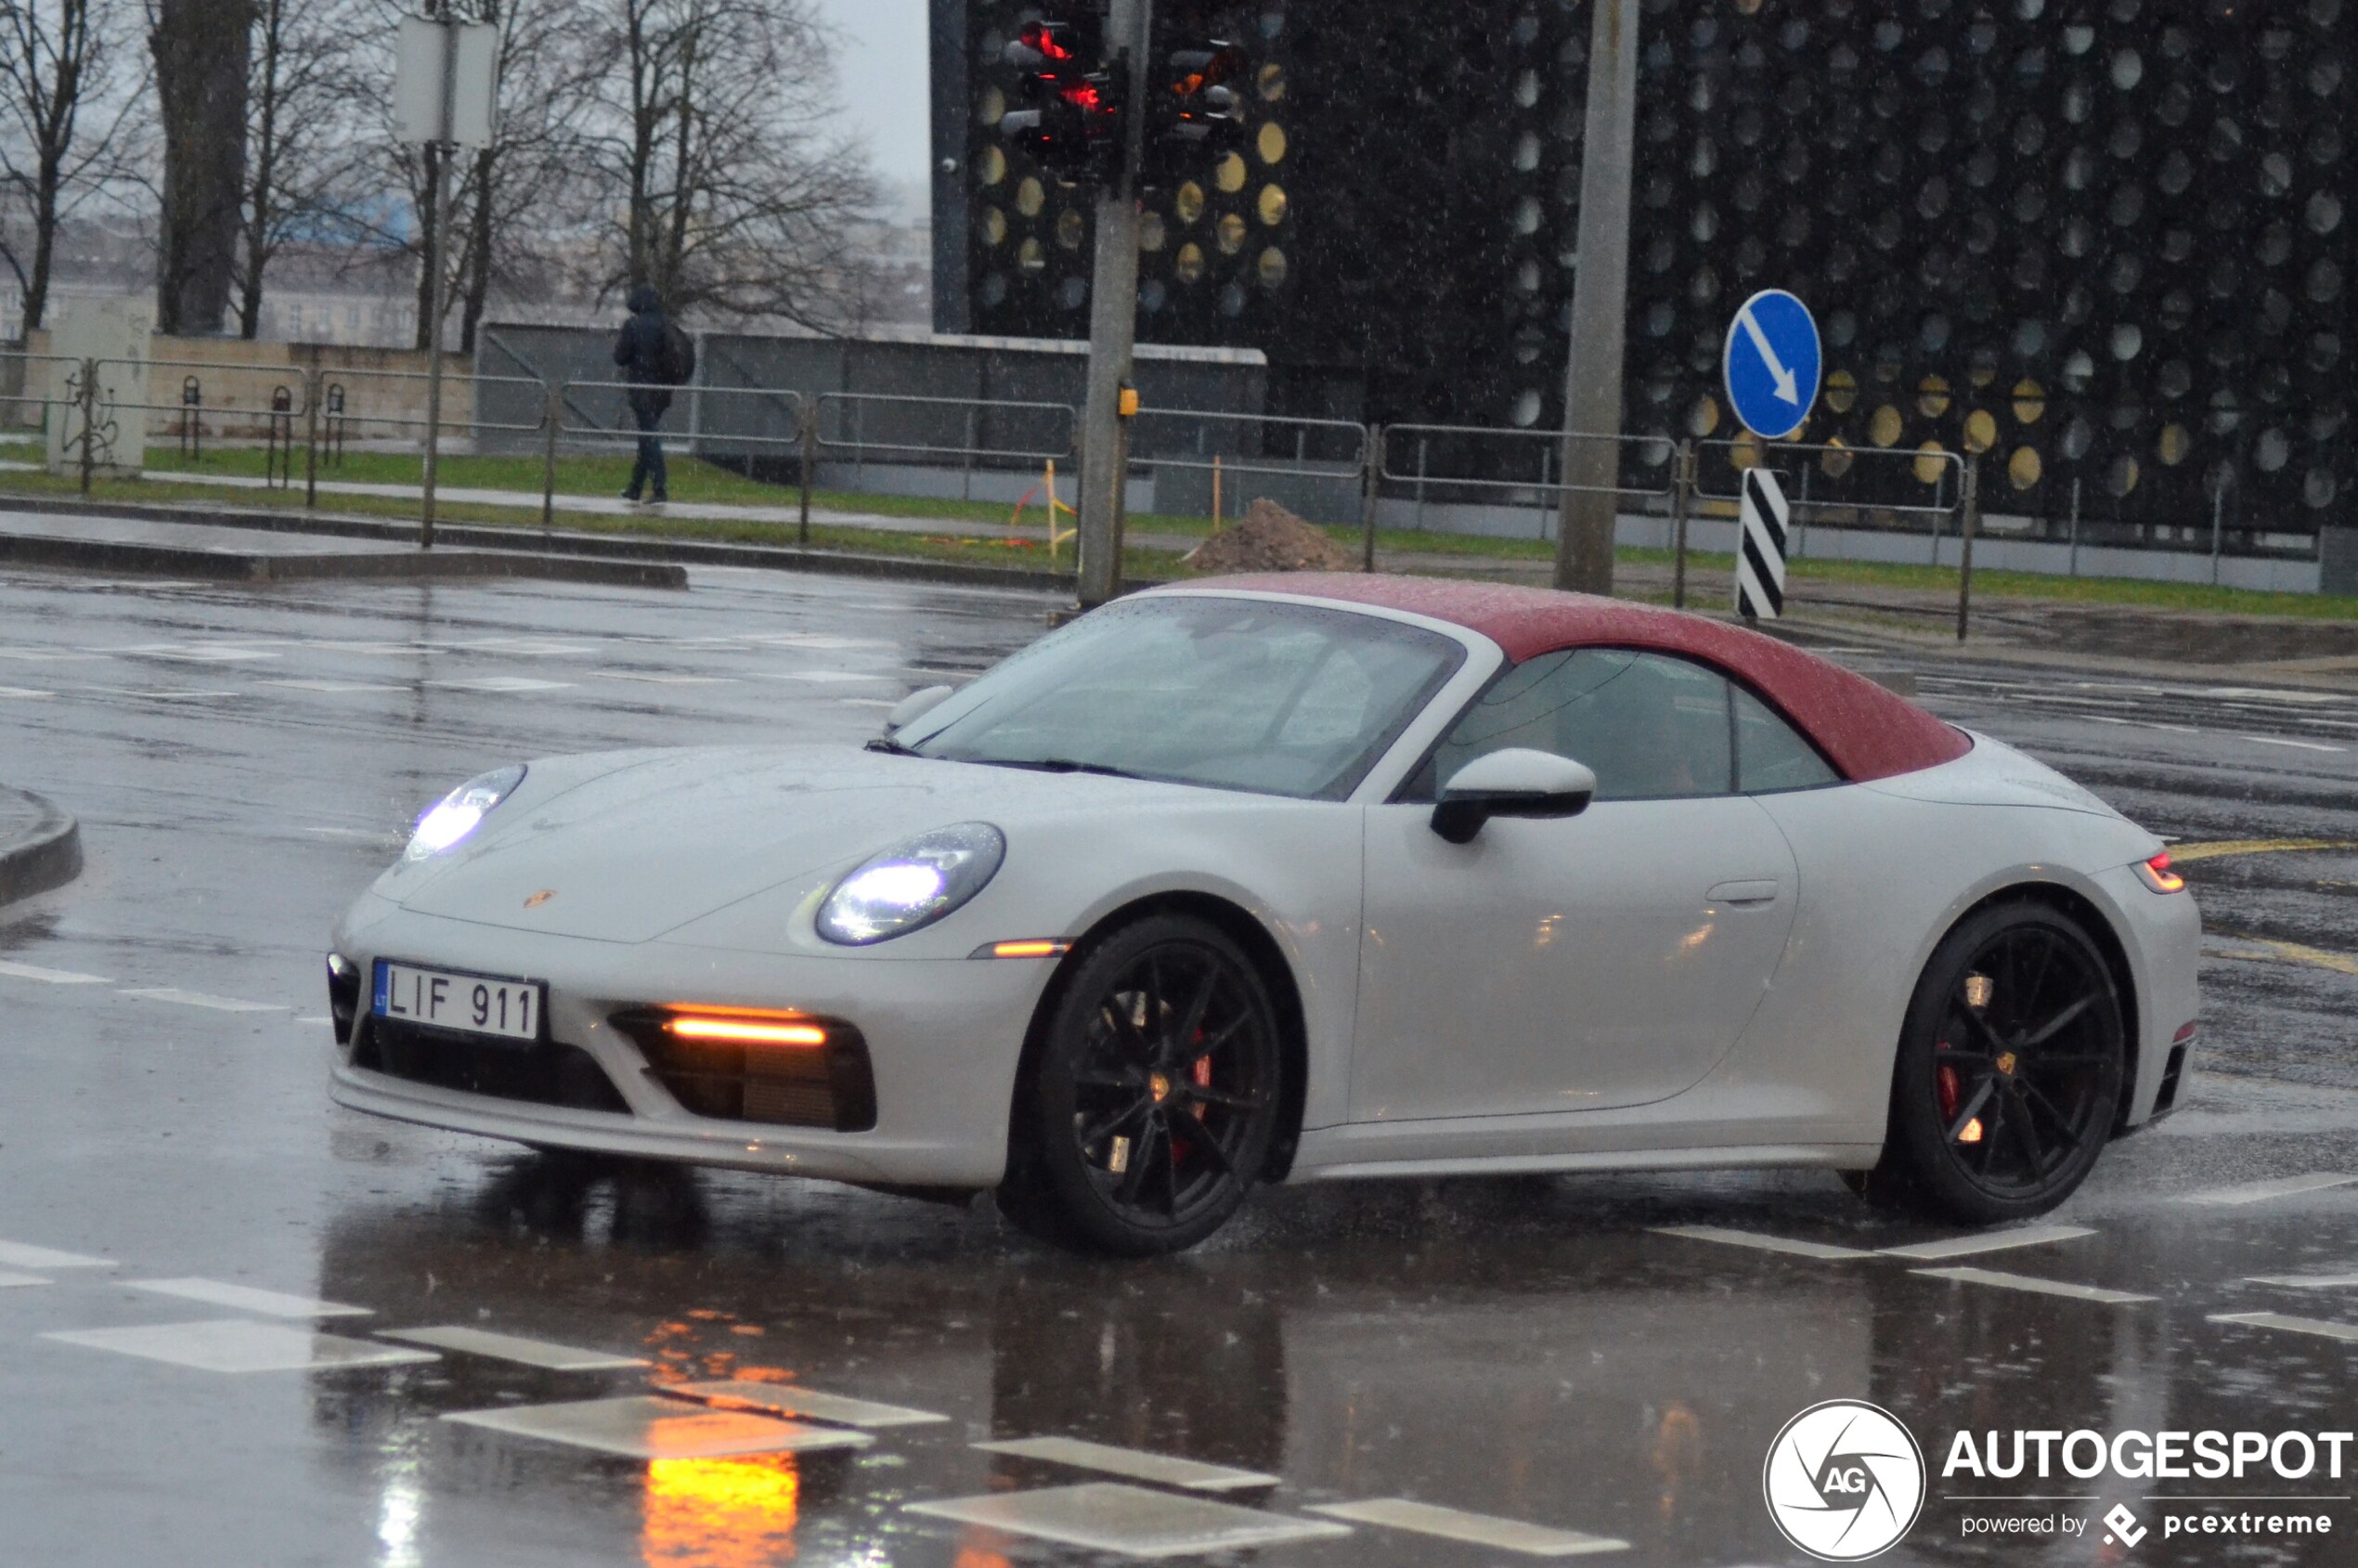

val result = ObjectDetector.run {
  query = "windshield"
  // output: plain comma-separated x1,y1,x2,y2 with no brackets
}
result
899,595,1466,799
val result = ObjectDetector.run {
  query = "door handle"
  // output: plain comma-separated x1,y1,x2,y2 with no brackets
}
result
1707,879,1781,906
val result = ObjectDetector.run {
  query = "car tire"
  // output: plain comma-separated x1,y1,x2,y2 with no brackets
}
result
1866,901,2126,1226
997,914,1286,1256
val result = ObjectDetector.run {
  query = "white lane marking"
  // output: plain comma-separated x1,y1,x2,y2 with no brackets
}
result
1651,1225,1875,1261
445,638,595,655
295,1015,333,1027
119,988,286,1014
835,696,899,708
301,826,392,840
0,959,113,985
429,677,573,693
0,1270,51,1288
762,670,891,683
0,685,53,698
2178,1173,2358,1207
127,1277,371,1319
745,634,888,651
907,1484,1353,1557
975,1435,1278,1492
601,672,738,685
265,680,404,693
92,688,240,701
0,1240,114,1269
1877,1225,2097,1262
2088,716,2130,725
2247,1272,2358,1289
43,1319,438,1373
2209,1311,2358,1344
444,1396,870,1459
1913,1266,2154,1304
0,649,108,662
379,1325,650,1369
663,1380,950,1428
1307,1498,1627,1556
2243,735,2347,754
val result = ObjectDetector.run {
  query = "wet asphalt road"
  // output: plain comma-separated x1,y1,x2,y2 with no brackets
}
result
1,563,2355,1568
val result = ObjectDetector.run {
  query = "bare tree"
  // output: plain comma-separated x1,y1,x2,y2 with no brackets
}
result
0,0,144,338
233,0,369,339
149,0,254,335
355,0,593,354
581,0,874,325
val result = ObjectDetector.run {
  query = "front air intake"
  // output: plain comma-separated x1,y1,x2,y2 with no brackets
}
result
611,1010,878,1133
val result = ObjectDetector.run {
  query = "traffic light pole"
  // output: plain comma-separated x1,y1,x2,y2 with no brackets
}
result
1555,0,1639,596
1074,0,1151,610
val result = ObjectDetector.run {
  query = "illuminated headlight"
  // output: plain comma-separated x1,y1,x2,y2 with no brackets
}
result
817,823,1005,946
404,765,526,862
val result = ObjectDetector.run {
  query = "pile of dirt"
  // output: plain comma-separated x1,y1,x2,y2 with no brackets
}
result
1183,499,1356,575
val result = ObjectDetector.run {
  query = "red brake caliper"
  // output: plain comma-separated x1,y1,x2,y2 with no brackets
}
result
1936,1039,1962,1122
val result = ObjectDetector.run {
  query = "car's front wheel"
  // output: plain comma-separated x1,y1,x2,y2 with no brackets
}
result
1865,901,2127,1225
998,914,1285,1255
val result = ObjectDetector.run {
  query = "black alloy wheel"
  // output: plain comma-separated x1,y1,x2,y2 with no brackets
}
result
1869,901,2126,1225
999,914,1285,1255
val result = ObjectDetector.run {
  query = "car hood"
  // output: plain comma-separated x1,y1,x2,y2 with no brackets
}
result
375,745,1199,943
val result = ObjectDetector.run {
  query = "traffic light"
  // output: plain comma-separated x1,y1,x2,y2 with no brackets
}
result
1000,19,1124,182
1146,38,1247,183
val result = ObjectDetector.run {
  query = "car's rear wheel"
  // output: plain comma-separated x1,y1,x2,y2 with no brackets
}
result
998,914,1285,1255
1867,901,2126,1225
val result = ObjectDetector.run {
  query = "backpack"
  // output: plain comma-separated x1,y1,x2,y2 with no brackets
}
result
654,319,696,386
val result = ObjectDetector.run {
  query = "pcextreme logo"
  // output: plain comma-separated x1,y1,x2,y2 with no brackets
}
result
1763,1400,1928,1562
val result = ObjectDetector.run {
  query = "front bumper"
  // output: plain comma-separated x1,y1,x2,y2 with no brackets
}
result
329,898,1050,1188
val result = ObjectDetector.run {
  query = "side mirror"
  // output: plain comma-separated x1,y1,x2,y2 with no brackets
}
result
1430,747,1598,845
884,684,954,734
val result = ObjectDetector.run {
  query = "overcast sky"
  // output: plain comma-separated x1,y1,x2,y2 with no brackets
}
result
823,0,931,191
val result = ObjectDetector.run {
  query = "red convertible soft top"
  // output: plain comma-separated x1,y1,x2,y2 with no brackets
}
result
1177,574,1972,784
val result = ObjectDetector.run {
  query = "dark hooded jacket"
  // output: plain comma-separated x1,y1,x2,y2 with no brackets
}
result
613,285,671,417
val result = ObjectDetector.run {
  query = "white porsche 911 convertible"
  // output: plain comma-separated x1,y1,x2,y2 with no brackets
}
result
329,575,2201,1254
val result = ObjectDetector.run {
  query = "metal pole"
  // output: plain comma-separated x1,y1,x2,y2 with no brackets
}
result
1554,0,1639,595
1956,458,1979,642
2067,476,2081,577
1074,0,1152,609
76,356,95,496
2209,482,2225,586
540,379,563,528
1670,440,1693,609
418,8,460,551
1359,425,1383,572
798,401,816,545
303,368,319,508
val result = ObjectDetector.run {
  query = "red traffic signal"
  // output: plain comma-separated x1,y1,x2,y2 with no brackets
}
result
1000,15,1123,182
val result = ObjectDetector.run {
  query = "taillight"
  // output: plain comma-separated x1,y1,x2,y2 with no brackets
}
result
2133,851,2186,894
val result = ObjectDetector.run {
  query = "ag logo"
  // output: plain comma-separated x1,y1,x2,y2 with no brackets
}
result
1762,1400,1926,1562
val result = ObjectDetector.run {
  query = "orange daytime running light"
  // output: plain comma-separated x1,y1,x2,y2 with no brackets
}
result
986,940,1070,959
665,1014,827,1047
2135,852,2186,894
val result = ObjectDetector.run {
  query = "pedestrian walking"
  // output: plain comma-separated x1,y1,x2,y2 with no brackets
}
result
613,284,694,504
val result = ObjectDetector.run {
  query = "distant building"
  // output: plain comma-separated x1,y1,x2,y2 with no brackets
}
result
933,1,2353,541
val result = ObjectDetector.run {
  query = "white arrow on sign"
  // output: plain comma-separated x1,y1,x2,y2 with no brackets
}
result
1737,303,1801,406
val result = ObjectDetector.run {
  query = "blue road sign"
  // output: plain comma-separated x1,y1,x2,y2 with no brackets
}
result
1722,289,1821,441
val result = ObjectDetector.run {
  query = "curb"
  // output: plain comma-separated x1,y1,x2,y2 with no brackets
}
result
0,493,1081,595
0,787,83,906
0,529,686,590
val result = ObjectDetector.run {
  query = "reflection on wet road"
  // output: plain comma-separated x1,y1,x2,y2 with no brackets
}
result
1,565,2354,1567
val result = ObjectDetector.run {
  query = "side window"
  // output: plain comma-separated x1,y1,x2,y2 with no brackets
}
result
1415,648,1737,802
1733,685,1840,794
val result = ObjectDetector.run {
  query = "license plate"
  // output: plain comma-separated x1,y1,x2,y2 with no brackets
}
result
372,961,543,1043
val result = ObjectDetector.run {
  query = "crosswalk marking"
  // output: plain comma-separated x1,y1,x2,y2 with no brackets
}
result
378,1325,650,1369
1913,1266,2153,1305
128,1277,370,1319
44,1319,437,1374
664,1380,950,1428
119,988,286,1014
1651,1225,1875,1261
0,959,112,985
907,1484,1352,1557
1307,1498,1627,1556
976,1435,1277,1492
2209,1311,2358,1344
1878,1225,2096,1262
445,1396,871,1459
2178,1173,2358,1207
0,1240,114,1269
2246,1272,2358,1289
